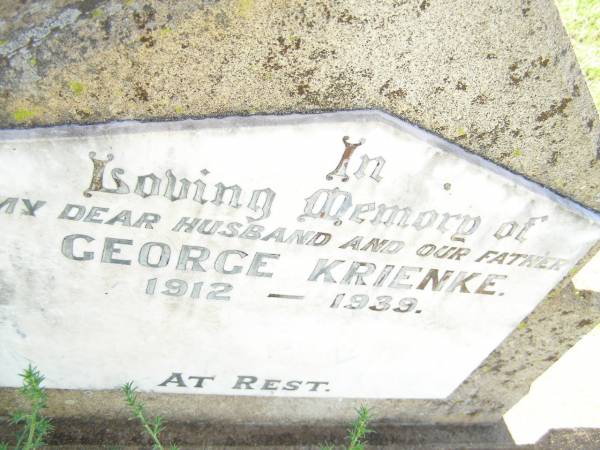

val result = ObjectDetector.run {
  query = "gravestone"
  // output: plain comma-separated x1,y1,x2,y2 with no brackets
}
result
1,0,600,448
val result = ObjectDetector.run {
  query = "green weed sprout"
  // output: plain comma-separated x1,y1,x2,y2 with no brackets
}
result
122,381,179,450
1,364,53,450
320,405,373,450
347,406,373,450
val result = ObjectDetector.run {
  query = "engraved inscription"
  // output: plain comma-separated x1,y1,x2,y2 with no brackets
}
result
1,113,598,400
326,136,365,182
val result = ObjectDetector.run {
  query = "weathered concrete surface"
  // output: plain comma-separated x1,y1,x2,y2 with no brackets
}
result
3,419,600,448
1,420,517,448
37,428,600,448
0,0,599,210
1,0,600,446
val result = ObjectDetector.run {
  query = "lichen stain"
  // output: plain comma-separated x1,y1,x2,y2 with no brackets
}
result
379,79,391,94
385,88,406,100
133,4,157,30
140,35,155,47
577,319,593,328
337,9,360,24
471,94,488,105
379,79,406,100
75,109,92,119
586,118,594,131
509,57,552,86
510,71,529,86
276,36,301,55
297,83,310,96
538,56,550,67
134,84,149,102
536,97,572,122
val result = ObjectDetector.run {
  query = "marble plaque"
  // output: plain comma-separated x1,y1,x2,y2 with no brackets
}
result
1,111,599,399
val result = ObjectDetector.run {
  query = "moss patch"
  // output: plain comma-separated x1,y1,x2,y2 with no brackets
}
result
68,81,85,96
13,108,39,123
238,0,254,17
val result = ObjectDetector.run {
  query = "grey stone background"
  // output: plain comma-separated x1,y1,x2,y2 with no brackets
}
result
1,0,599,211
1,0,600,447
